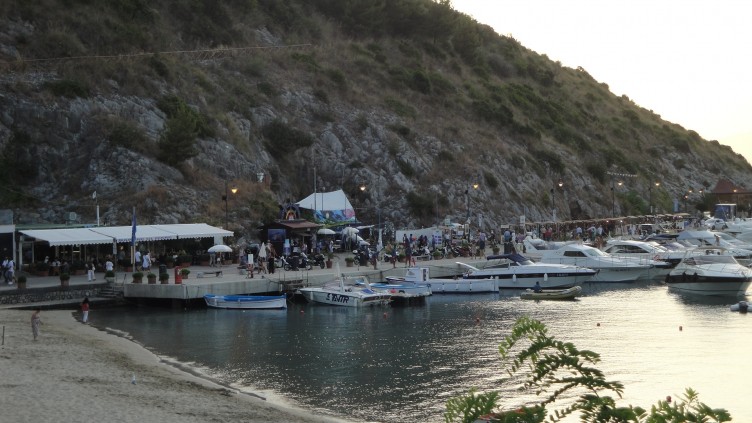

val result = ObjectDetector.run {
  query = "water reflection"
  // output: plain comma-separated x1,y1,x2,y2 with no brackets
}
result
92,284,751,422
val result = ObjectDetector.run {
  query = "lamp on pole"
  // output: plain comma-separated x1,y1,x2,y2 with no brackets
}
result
611,179,623,217
465,178,480,240
223,182,238,229
648,181,660,216
550,179,563,223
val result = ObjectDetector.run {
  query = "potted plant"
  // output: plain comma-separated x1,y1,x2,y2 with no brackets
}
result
146,272,157,284
345,257,355,267
178,254,192,267
432,250,442,260
60,273,71,287
17,274,27,289
33,262,50,277
199,253,211,266
105,270,116,283
159,272,170,284
326,252,334,269
71,260,87,275
132,271,143,284
492,246,501,255
165,256,175,269
398,252,406,263
180,268,190,279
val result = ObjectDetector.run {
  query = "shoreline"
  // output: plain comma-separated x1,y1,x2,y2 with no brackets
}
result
0,309,353,423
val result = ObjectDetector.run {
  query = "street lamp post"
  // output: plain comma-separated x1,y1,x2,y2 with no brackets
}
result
648,181,660,217
550,179,563,223
465,178,480,240
223,182,238,228
611,179,623,217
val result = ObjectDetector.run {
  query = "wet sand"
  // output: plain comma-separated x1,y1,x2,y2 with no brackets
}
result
0,309,351,423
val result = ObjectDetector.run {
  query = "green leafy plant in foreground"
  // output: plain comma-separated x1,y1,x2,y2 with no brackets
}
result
444,316,731,423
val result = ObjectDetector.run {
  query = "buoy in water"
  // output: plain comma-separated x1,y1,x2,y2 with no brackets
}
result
596,322,600,327
300,309,304,314
383,312,387,318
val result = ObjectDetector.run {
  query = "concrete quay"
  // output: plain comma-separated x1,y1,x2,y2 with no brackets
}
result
0,255,485,308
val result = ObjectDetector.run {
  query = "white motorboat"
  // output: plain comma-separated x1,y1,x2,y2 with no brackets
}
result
665,249,752,296
368,276,432,304
601,239,679,279
204,294,288,309
458,253,595,289
521,236,575,261
520,285,582,300
386,267,499,293
298,269,391,307
676,230,752,266
540,244,652,283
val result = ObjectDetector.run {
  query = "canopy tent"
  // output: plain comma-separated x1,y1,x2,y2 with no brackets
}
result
19,223,232,246
295,189,356,223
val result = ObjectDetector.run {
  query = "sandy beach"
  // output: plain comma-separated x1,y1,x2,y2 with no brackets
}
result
0,309,351,423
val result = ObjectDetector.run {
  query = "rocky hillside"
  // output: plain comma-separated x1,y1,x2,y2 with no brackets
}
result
1,0,750,238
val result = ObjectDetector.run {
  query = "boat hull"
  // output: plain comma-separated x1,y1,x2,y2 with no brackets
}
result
298,288,391,307
425,278,499,293
464,272,591,289
370,283,431,304
665,275,752,296
204,294,287,309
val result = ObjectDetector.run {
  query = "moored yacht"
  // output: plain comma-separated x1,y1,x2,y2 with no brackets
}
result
386,267,499,293
540,244,651,282
665,248,752,296
458,253,595,289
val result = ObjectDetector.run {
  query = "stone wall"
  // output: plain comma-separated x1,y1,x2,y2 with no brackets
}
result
0,285,103,307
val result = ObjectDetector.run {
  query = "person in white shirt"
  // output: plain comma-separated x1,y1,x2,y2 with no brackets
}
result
135,250,142,271
2,257,14,284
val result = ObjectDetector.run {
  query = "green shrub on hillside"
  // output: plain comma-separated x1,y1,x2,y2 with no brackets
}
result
155,96,211,166
105,118,150,152
43,79,90,98
261,120,314,159
384,97,417,119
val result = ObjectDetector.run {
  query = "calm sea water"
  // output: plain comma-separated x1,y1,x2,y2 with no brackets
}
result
91,283,751,422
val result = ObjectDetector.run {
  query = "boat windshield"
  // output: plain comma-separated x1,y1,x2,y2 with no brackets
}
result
684,254,738,265
584,248,609,257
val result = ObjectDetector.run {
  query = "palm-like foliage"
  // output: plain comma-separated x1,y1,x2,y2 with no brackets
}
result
444,317,730,423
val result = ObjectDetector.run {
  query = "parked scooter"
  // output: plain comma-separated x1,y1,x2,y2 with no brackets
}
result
283,254,313,271
311,253,326,269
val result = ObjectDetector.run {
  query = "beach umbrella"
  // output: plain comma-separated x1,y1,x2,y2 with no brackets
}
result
341,227,359,236
317,228,336,235
208,244,233,253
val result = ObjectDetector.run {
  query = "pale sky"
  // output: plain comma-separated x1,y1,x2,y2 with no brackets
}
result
452,0,752,164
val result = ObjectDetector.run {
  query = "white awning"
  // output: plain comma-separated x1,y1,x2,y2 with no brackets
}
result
20,223,232,246
20,228,113,246
152,223,233,239
90,226,176,243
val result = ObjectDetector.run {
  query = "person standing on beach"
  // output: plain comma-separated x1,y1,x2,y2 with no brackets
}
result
81,297,90,323
31,309,41,340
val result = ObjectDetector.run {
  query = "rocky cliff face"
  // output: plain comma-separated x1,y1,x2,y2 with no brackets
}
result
1,0,750,239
